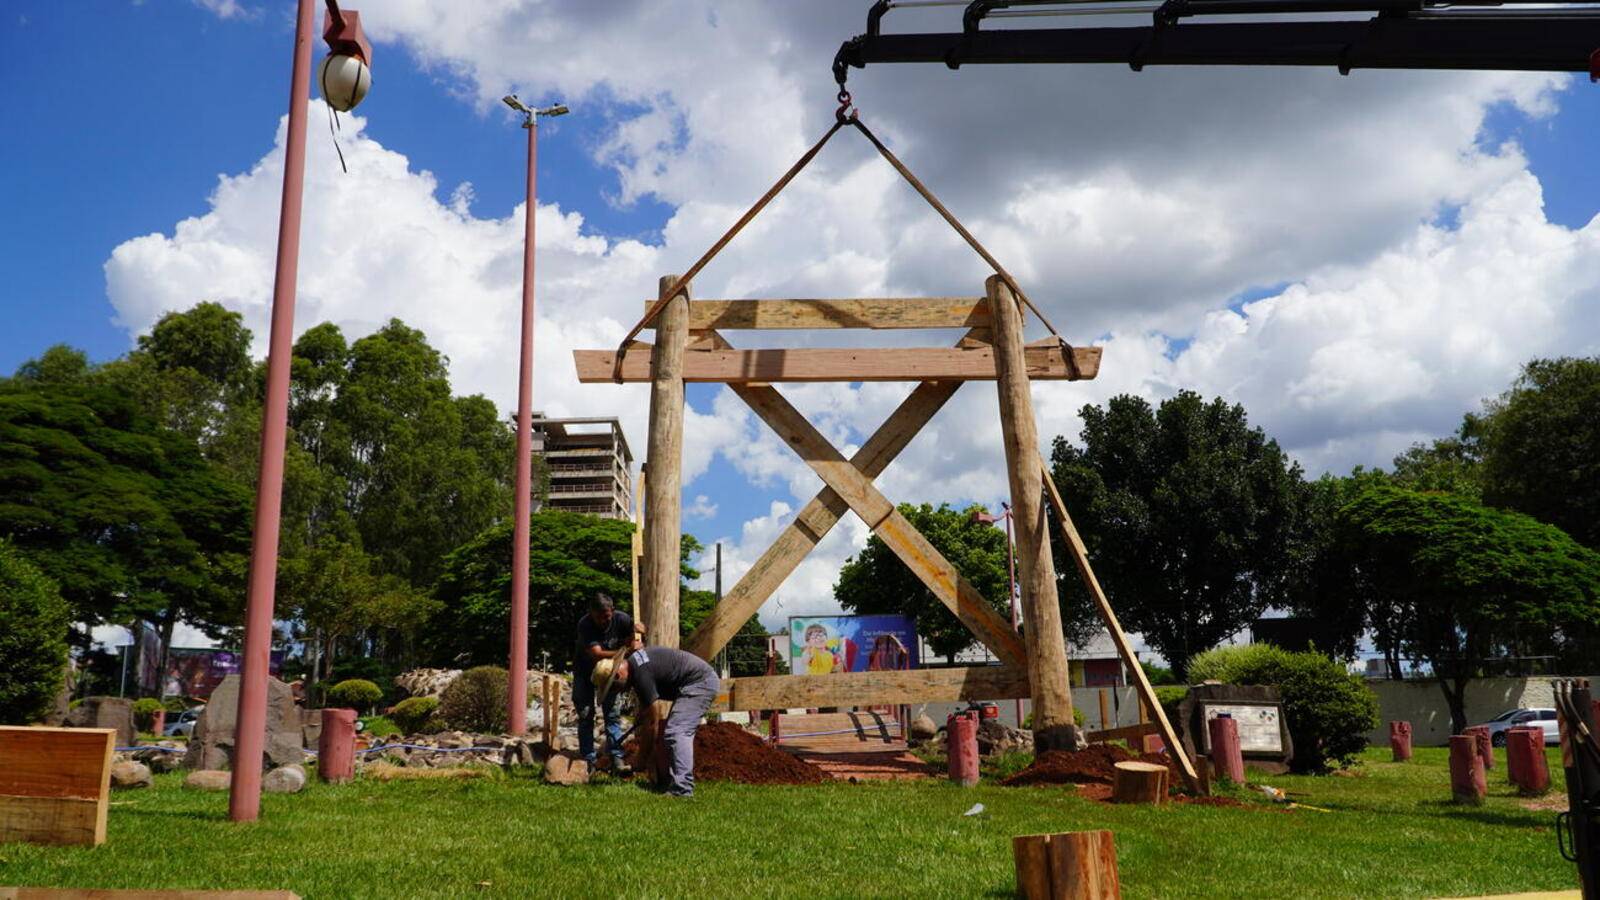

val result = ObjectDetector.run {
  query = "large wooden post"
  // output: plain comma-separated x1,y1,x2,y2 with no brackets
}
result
988,274,1080,751
641,276,689,649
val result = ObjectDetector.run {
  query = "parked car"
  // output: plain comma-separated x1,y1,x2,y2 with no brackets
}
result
1474,707,1560,746
163,706,204,738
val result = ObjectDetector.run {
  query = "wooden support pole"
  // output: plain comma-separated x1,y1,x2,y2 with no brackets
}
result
641,275,688,650
1098,689,1111,732
1013,830,1122,900
631,467,645,610
988,275,1077,751
1041,466,1203,793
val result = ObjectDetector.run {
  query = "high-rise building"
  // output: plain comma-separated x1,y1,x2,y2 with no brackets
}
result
530,414,634,519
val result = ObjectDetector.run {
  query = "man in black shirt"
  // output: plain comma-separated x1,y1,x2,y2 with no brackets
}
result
602,637,720,797
572,593,633,771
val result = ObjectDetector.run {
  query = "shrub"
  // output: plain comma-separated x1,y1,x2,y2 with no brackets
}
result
360,715,400,737
162,697,189,713
1186,644,1378,772
326,679,384,713
391,696,442,734
0,542,71,725
438,666,508,733
132,698,165,732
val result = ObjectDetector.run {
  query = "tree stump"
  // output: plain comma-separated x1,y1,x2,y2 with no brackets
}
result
1464,725,1493,770
1449,734,1485,805
1111,761,1167,804
317,708,356,784
1013,829,1121,899
1388,720,1412,762
1506,727,1550,795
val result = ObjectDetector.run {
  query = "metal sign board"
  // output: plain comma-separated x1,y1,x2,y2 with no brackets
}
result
1201,702,1285,754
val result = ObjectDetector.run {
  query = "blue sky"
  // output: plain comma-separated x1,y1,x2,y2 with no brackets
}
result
6,2,1600,632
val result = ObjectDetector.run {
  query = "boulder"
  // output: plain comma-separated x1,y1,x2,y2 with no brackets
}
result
183,674,304,771
262,764,307,794
909,714,938,741
977,720,1034,757
132,744,184,773
63,696,136,747
110,761,152,789
543,753,591,786
184,769,232,791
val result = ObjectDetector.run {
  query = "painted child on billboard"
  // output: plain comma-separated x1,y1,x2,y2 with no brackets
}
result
798,622,846,675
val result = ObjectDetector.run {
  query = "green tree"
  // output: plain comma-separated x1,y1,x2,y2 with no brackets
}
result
12,345,91,386
834,503,1030,661
1389,418,1487,501
0,540,71,725
1050,392,1305,679
1480,356,1600,549
681,587,783,677
1337,484,1600,732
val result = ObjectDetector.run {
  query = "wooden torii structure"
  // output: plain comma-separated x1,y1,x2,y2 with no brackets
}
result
573,115,1201,791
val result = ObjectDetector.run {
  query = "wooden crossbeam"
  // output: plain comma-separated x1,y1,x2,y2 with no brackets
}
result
1041,470,1203,794
642,297,990,330
733,383,1029,667
574,344,1100,384
714,665,1030,712
1085,722,1160,743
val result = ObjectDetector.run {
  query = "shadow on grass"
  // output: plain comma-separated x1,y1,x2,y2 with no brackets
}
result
118,807,231,823
1417,799,1555,828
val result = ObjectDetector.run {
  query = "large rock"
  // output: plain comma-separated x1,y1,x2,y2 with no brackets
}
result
183,675,305,771
184,769,231,791
262,764,307,794
909,714,938,741
543,753,590,786
110,761,152,789
133,745,184,774
63,696,136,747
1174,683,1295,775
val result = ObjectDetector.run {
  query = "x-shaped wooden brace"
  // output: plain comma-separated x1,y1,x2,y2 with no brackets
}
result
682,328,1028,668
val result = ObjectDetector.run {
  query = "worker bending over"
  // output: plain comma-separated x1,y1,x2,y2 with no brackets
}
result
594,635,720,797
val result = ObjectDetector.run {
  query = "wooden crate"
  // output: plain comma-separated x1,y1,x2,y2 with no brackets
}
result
0,726,116,847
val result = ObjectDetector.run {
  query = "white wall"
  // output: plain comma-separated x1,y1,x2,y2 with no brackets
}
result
1363,676,1597,746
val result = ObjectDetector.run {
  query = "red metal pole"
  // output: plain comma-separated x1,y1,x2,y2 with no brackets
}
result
508,113,539,735
230,0,316,823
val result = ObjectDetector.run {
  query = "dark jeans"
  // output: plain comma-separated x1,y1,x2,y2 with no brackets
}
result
572,674,624,763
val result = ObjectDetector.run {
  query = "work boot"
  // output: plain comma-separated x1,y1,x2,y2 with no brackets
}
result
611,758,632,776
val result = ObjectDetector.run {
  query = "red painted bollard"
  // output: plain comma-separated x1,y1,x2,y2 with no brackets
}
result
1505,727,1550,795
948,711,979,787
1463,725,1493,770
1141,733,1165,754
1388,720,1412,762
1208,715,1246,784
1449,734,1486,805
150,709,166,737
319,707,357,784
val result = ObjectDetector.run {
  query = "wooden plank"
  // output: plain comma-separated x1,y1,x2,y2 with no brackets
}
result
717,665,1031,712
645,297,991,330
0,795,103,847
682,376,966,661
574,344,1101,383
641,275,688,649
1086,722,1159,743
989,276,1077,751
732,383,1029,667
1041,467,1204,795
0,727,115,800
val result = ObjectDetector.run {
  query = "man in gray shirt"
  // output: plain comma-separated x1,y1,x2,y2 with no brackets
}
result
604,639,720,797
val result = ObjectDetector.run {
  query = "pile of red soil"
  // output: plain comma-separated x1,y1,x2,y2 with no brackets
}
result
1000,743,1180,788
693,722,830,785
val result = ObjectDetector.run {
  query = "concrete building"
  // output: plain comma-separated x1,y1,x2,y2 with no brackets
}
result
531,414,633,519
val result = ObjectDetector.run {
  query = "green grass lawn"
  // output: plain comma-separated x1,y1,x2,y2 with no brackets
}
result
0,747,1575,899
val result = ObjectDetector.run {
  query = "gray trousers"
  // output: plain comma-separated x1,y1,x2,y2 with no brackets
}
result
662,675,720,796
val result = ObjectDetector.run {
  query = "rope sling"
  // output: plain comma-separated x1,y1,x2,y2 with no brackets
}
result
611,92,1078,381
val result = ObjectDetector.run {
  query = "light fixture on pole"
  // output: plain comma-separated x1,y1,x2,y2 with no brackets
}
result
504,93,569,736
971,503,1022,725
229,0,372,824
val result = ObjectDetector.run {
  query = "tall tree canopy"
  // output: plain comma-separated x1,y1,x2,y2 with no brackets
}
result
1480,356,1600,549
1049,391,1305,678
1334,484,1600,732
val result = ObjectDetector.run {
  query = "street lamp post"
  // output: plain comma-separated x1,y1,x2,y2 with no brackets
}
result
503,95,568,736
972,503,1023,726
229,0,371,823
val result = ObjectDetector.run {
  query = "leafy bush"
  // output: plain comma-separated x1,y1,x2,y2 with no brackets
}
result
162,697,189,713
360,715,400,737
1142,663,1179,686
132,698,165,732
391,696,442,734
1186,644,1378,772
0,542,71,725
438,666,508,733
326,679,383,713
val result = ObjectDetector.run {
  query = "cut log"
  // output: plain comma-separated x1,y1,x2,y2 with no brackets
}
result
1013,830,1122,899
1110,761,1168,805
573,344,1101,383
644,297,991,330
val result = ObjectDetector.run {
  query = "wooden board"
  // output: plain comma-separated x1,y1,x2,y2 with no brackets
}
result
0,726,114,847
643,298,990,330
772,712,904,753
1086,722,1160,743
716,665,1030,712
574,344,1100,383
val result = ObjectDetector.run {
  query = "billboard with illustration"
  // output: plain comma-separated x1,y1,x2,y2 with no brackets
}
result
161,648,285,700
788,614,918,675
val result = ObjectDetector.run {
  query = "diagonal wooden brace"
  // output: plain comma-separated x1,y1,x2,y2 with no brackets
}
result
732,382,1029,667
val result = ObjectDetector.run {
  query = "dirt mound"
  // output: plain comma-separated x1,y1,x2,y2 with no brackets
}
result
1001,743,1179,788
694,723,830,785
